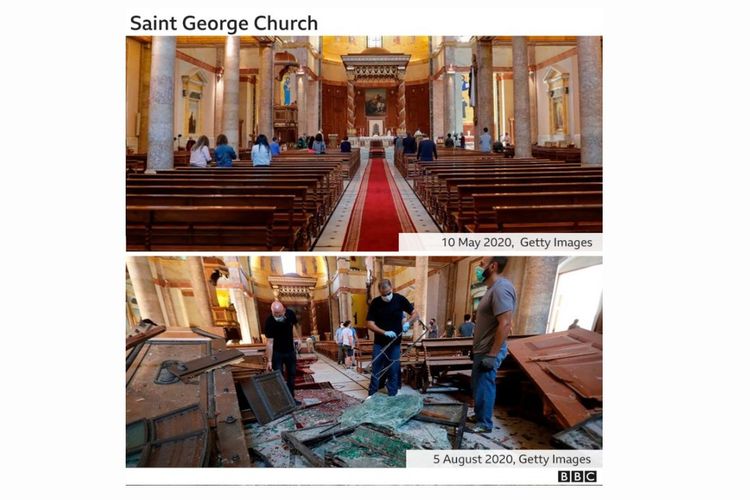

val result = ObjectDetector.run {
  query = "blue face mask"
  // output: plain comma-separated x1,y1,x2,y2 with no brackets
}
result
273,315,285,322
382,292,393,302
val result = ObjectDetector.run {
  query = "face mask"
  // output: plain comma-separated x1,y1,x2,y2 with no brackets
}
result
273,315,285,322
382,292,393,302
475,265,491,283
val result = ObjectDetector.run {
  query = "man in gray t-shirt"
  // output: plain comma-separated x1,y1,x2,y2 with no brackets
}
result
468,256,516,433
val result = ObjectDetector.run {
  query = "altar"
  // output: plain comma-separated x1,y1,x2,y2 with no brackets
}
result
349,135,395,148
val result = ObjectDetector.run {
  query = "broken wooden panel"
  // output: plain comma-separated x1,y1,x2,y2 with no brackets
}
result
541,353,602,401
126,329,249,467
126,418,150,452
126,322,166,350
212,367,251,466
167,349,244,381
414,402,468,449
240,371,297,425
508,328,602,428
152,404,205,441
552,413,602,449
146,430,209,467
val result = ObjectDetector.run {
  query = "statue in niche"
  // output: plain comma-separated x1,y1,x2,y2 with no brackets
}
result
188,112,196,134
553,100,564,131
283,75,292,106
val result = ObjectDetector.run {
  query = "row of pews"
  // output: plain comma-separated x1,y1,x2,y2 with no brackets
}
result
402,149,602,233
126,150,360,251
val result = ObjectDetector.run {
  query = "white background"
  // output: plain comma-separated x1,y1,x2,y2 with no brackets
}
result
1,0,748,498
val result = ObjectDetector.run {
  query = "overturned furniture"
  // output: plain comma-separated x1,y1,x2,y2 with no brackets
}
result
508,328,602,429
417,338,474,393
126,326,250,467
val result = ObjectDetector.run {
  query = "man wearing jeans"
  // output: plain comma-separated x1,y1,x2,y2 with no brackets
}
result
366,279,419,396
468,256,516,433
264,300,301,405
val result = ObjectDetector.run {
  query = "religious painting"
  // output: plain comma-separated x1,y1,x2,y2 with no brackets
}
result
365,88,387,116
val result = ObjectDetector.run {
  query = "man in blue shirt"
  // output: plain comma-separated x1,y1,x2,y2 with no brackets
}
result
458,314,475,337
402,132,417,154
479,127,492,153
270,137,281,156
340,136,352,153
417,136,438,161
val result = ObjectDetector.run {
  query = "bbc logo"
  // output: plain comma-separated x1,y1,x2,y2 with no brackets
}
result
558,470,598,483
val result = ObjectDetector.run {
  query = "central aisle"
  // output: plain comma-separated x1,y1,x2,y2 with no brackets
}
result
341,158,415,251
313,152,440,251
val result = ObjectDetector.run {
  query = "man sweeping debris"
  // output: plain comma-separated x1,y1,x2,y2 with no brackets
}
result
366,279,420,397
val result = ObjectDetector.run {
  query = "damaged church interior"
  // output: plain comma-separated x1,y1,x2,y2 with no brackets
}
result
126,255,603,467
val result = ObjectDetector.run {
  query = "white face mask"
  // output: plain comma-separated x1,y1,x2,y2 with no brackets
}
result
382,292,393,302
273,315,285,322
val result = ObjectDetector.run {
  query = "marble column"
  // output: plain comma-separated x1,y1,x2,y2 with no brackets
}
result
187,257,214,328
398,77,406,133
126,257,165,325
297,71,307,135
346,79,355,135
137,43,151,153
258,41,274,138
214,47,224,139
445,71,456,137
309,291,318,336
146,36,176,172
527,45,538,146
222,36,240,151
512,36,533,158
577,36,603,165
474,38,494,149
516,257,560,335
413,257,429,326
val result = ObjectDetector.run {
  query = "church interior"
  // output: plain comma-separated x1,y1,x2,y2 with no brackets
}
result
125,36,603,252
126,255,603,467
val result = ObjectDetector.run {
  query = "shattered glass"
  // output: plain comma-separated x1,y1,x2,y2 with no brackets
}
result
339,393,424,430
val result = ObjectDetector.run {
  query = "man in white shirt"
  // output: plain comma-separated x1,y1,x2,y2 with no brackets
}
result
341,320,355,369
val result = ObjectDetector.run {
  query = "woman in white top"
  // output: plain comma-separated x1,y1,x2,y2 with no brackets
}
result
251,134,272,166
189,135,211,167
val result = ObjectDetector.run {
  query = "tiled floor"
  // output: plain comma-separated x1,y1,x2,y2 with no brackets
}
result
308,354,555,450
312,147,440,250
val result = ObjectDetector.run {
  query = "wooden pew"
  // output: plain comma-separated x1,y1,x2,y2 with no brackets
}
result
126,193,310,250
126,205,277,251
465,204,603,233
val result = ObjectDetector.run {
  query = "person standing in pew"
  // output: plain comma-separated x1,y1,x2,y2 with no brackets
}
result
340,136,352,153
214,134,237,168
417,136,438,161
402,131,417,154
251,134,272,166
467,256,516,433
459,314,475,338
444,133,455,148
312,133,326,154
306,134,315,150
270,137,281,157
265,300,301,404
459,132,466,149
479,127,492,153
185,136,196,153
188,135,211,167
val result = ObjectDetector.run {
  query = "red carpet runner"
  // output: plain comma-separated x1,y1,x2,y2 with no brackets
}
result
342,158,416,251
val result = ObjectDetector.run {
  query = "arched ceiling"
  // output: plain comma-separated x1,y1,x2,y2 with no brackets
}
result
320,36,430,64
